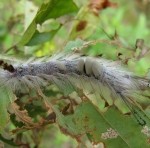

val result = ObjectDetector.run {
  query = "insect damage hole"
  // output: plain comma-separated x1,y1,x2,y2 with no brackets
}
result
101,128,118,140
141,126,150,137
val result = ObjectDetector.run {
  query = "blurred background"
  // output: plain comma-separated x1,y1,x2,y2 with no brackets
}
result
1,0,150,147
0,0,150,74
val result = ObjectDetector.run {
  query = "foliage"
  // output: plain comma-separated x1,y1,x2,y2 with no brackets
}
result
0,0,150,147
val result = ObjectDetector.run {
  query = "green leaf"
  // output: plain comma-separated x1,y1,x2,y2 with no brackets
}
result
64,38,85,51
19,0,78,46
54,101,150,147
26,26,61,46
54,101,128,147
35,0,78,23
19,21,37,46
0,88,13,132
103,106,150,148
68,5,99,40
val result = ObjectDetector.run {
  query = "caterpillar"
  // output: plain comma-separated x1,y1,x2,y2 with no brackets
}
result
0,52,150,126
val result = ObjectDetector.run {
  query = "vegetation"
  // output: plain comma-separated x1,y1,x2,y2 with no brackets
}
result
0,0,150,147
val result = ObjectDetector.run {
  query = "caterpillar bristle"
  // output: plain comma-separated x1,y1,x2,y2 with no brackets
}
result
0,52,150,126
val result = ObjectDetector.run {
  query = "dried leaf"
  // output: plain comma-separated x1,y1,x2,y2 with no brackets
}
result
88,0,117,15
10,102,36,126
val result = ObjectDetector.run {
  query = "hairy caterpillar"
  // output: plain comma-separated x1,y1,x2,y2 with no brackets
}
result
0,53,150,126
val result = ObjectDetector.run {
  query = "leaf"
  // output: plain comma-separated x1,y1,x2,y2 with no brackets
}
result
88,0,117,15
10,102,36,126
64,38,85,52
26,27,61,46
54,101,126,147
69,6,99,40
0,134,18,147
35,0,78,24
19,0,78,46
68,0,116,40
103,106,150,147
19,21,37,46
0,87,13,132
54,101,150,147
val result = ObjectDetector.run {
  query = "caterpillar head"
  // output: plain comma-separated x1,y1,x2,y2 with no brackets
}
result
0,60,15,73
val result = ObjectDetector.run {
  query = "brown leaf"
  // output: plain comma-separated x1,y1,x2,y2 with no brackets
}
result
88,0,117,16
11,102,36,126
